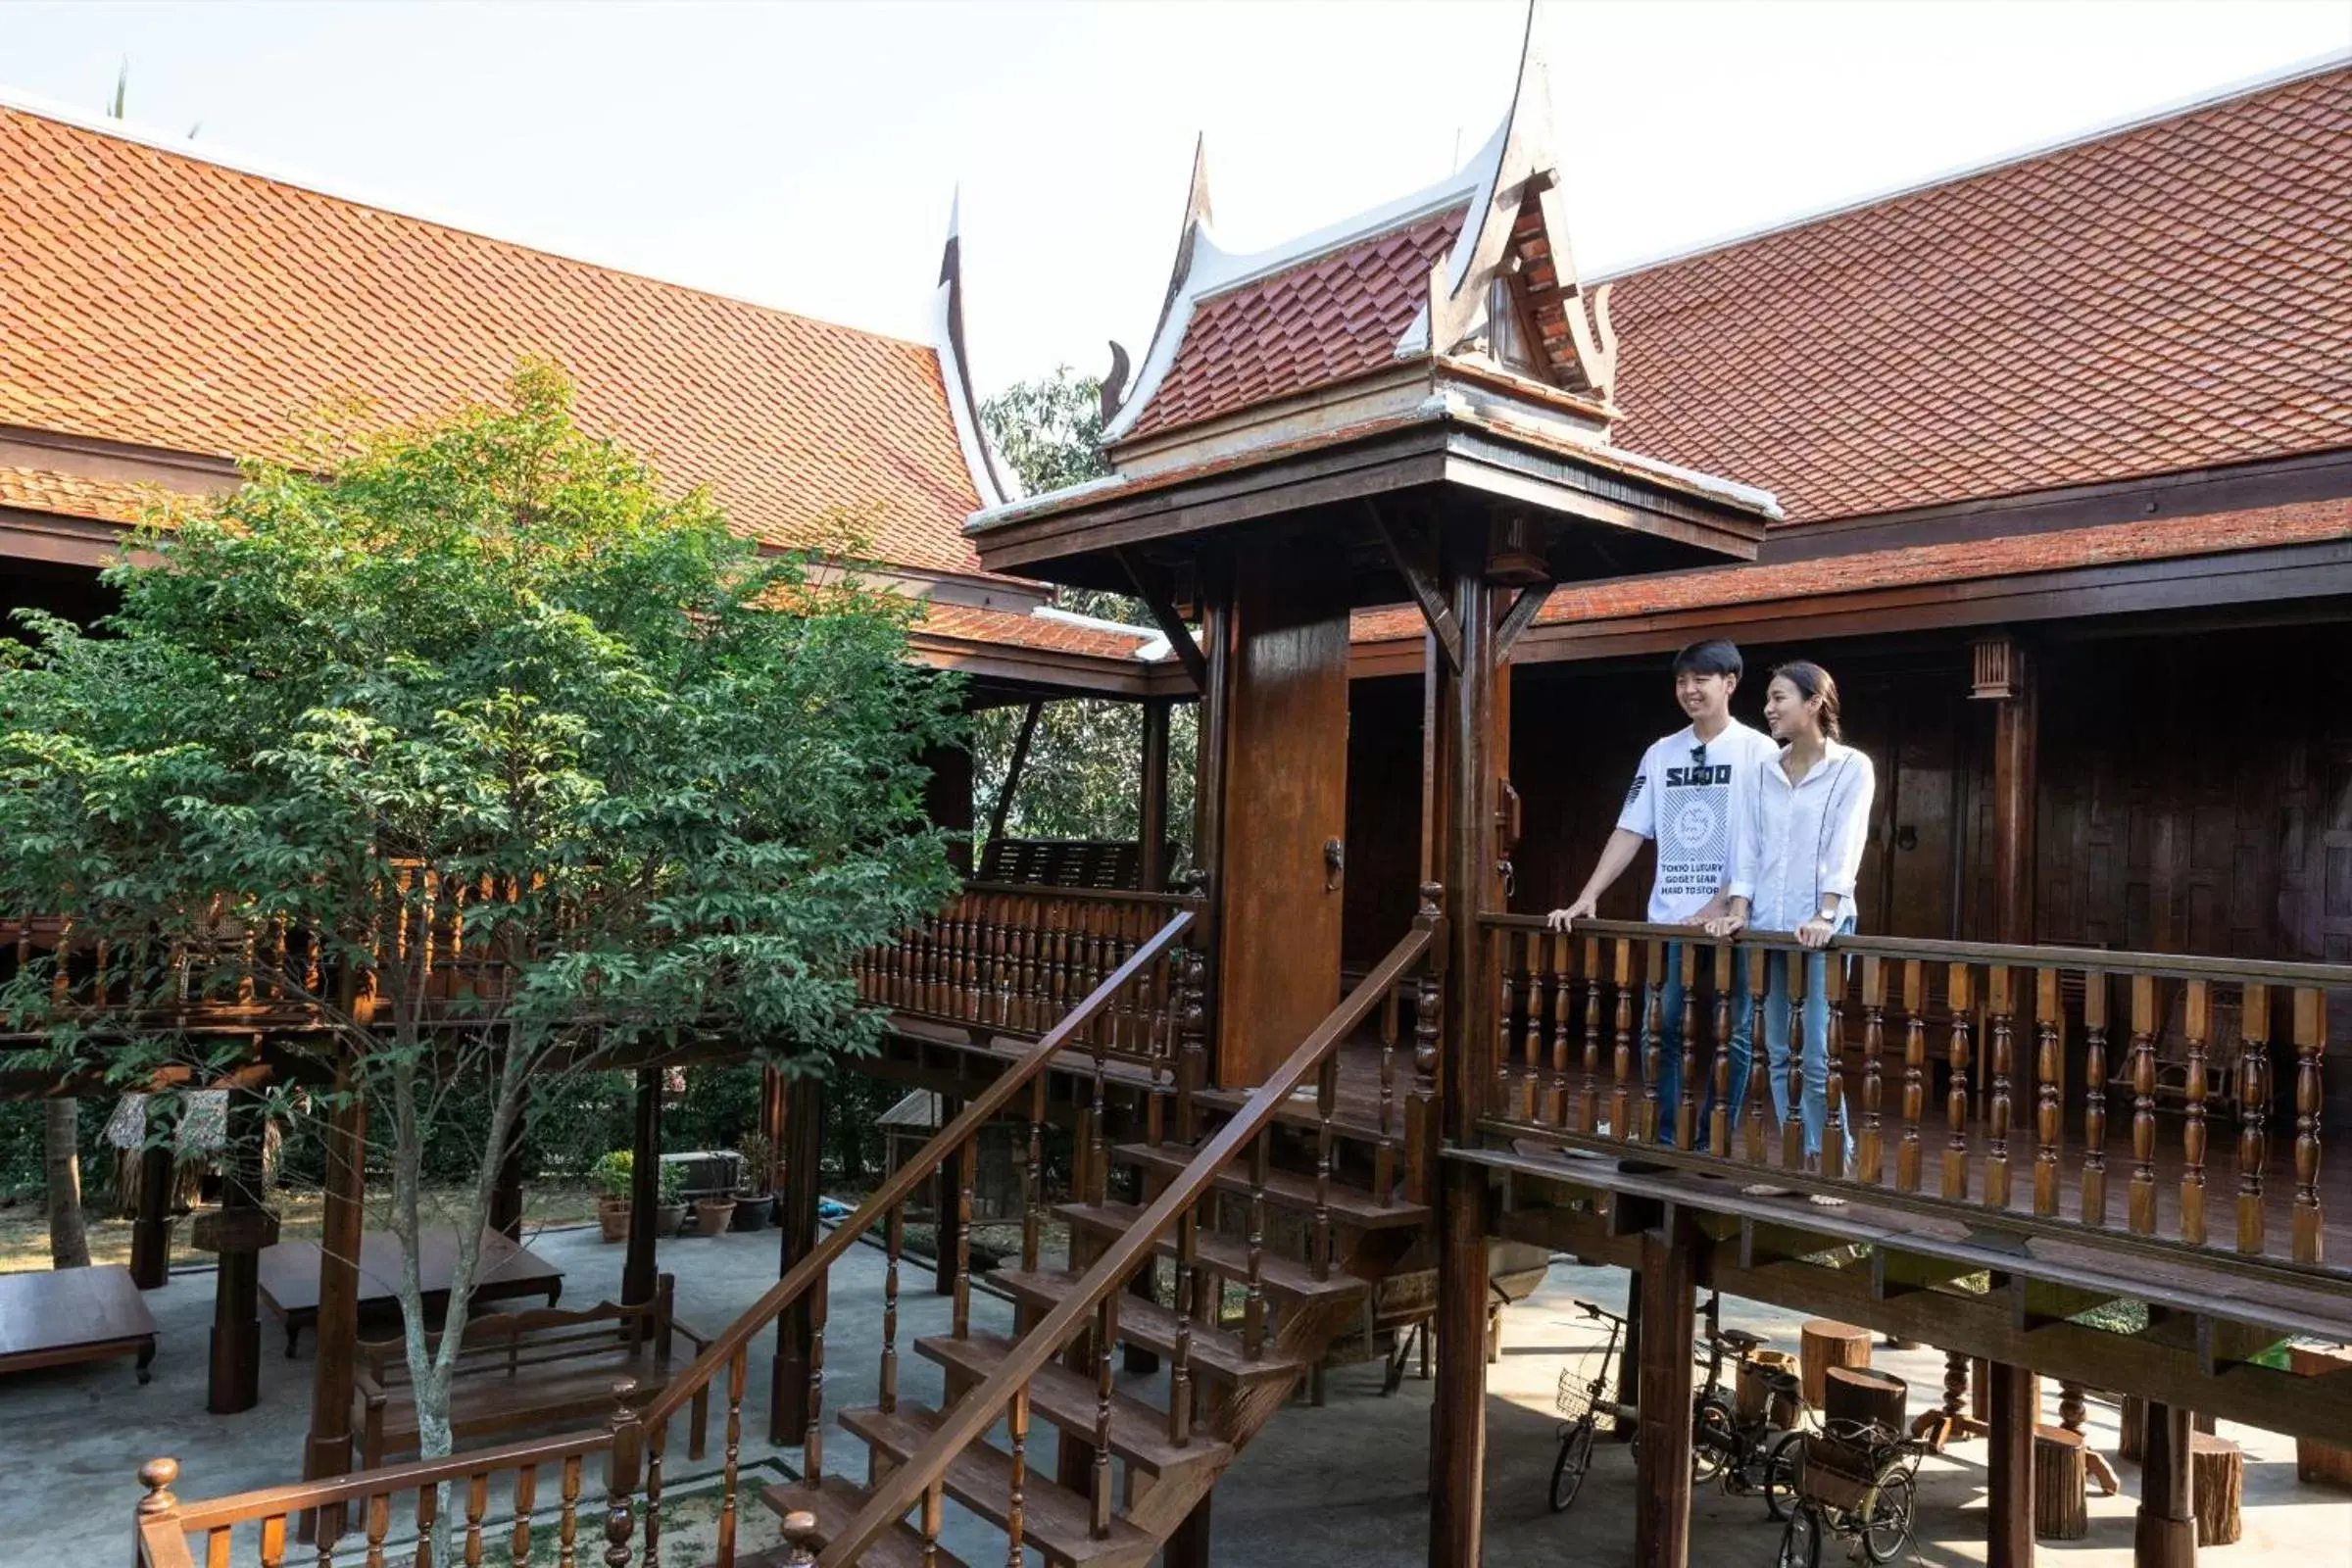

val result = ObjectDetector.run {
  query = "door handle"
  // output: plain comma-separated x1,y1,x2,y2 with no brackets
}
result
1324,837,1345,892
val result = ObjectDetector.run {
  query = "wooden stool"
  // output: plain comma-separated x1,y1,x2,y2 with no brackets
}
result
2191,1432,2243,1546
2034,1425,2089,1540
2289,1347,2352,1488
1824,1365,1909,1437
1801,1319,1872,1411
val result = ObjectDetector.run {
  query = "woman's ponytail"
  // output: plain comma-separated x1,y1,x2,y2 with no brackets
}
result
1771,660,1841,741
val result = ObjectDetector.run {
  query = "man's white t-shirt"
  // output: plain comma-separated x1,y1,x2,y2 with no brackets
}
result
1615,719,1780,923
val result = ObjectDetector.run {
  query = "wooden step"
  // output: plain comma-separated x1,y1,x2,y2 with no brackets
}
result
838,1401,1157,1568
915,1330,1235,1478
756,1473,969,1568
991,1268,1307,1388
1112,1142,1428,1229
1055,1200,1370,1308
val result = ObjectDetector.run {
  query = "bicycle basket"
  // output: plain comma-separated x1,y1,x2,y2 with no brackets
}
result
1555,1347,1615,1421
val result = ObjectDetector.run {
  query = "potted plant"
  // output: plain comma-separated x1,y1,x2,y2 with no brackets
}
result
694,1179,738,1238
652,1159,689,1238
731,1133,774,1231
593,1151,633,1244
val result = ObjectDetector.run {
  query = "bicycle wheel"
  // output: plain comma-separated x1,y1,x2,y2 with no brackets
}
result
1549,1418,1597,1513
1763,1430,1806,1522
1776,1503,1821,1568
1862,1471,1916,1564
1692,1396,1735,1484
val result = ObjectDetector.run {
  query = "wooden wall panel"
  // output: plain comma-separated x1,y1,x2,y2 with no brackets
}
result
1342,673,1425,966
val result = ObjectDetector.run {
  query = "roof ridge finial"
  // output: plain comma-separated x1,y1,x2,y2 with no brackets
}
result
932,187,1013,507
1183,130,1214,237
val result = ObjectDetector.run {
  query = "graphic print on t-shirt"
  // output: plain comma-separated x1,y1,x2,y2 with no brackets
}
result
1616,722,1776,925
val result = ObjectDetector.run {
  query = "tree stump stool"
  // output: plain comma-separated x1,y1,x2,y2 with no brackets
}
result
1739,1349,1801,1427
2034,1425,2089,1540
2289,1347,2352,1488
1801,1319,1872,1412
2191,1432,2243,1546
1824,1365,1909,1439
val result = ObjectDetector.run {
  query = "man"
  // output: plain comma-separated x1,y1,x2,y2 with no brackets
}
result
1545,639,1776,1144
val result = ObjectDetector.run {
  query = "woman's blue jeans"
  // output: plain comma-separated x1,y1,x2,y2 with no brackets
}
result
1654,944,1752,1144
1761,918,1857,1166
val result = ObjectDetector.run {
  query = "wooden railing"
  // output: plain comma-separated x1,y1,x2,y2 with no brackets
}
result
1482,915,2345,1277
129,906,1201,1568
816,897,1445,1565
855,881,1195,1071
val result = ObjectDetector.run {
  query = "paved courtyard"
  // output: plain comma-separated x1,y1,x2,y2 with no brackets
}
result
6,1222,2344,1565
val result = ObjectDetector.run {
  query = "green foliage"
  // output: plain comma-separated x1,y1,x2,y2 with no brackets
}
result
591,1150,633,1200
981,367,1108,499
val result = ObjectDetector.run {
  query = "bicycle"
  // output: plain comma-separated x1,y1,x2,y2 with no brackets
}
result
1777,1418,1927,1566
1547,1298,1632,1512
1689,1308,1807,1520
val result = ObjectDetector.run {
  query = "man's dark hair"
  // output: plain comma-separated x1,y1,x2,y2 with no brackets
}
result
1672,639,1743,679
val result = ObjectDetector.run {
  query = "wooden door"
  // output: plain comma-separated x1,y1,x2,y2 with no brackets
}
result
1215,538,1352,1086
1845,667,1964,940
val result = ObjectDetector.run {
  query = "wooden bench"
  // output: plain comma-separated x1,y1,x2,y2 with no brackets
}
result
350,1273,709,1469
0,1264,157,1385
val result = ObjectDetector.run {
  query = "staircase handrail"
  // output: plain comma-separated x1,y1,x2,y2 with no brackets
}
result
640,904,1199,1428
820,912,1441,1566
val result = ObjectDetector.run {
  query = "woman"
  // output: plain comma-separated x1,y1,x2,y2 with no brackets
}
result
1707,662,1874,1172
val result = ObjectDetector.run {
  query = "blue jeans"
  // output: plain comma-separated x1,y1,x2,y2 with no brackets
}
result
1653,943,1753,1146
1760,917,1858,1166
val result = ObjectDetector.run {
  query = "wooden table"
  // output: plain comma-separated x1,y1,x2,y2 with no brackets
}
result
0,1263,158,1383
259,1229,564,1355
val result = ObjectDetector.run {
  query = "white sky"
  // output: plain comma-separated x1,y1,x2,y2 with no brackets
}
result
4,2,2347,397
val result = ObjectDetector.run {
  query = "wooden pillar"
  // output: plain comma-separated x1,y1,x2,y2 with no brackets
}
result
621,1065,662,1309
1975,632,2036,946
1140,697,1172,891
488,1122,525,1242
1430,536,1498,1568
1987,1359,2036,1568
932,1096,964,1297
300,1077,368,1540
770,1073,823,1444
2135,1401,2197,1568
1616,1273,1643,1440
1633,1211,1701,1568
204,1091,270,1415
126,1139,174,1290
1163,1490,1210,1568
922,738,976,878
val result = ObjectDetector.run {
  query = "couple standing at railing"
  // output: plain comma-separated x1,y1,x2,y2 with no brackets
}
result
1545,639,1876,1172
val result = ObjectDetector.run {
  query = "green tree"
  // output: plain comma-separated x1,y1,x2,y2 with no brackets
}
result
0,364,960,1477
977,368,1197,862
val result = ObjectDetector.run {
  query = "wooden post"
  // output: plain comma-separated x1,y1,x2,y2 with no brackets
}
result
204,1090,270,1415
1987,1360,2036,1568
1634,1210,1701,1568
1140,697,1172,892
126,1139,174,1290
771,1072,823,1444
2135,1401,2196,1568
1979,633,2036,947
1163,1491,1211,1568
621,1065,662,1310
932,1096,964,1298
299,1075,368,1539
1616,1273,1643,1441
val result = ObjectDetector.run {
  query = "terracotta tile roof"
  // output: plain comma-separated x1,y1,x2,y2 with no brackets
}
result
912,602,1162,661
0,104,990,575
1351,497,2352,642
1122,207,1466,441
1605,67,2352,523
0,466,172,527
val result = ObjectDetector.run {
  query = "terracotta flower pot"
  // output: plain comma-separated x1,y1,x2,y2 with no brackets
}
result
695,1197,738,1236
597,1196,631,1245
654,1201,687,1238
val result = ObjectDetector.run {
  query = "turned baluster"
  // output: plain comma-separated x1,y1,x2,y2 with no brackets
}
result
918,1480,946,1568
1313,1051,1338,1281
2237,983,2272,1255
1580,935,1604,1136
2082,970,2110,1227
1086,982,1110,1202
1708,943,1735,1156
1004,1383,1030,1566
805,1273,828,1478
2180,979,2211,1246
645,1416,666,1567
1013,901,1041,1032
715,1345,747,1568
464,1474,489,1568
983,894,1007,1027
1824,961,1850,1179
1179,945,1207,1146
1782,951,1807,1171
1744,949,1772,1164
367,1490,394,1568
960,897,984,1022
2292,987,2325,1264
1677,943,1701,1152
1943,963,1975,1201
2032,967,2064,1217
557,1456,581,1568
1244,1132,1270,1358
1092,1295,1118,1538
1610,939,1637,1142
1022,1077,1046,1271
1523,930,1547,1122
511,1465,538,1568
136,1459,180,1559
881,1205,904,1412
1170,1205,1199,1446
1376,978,1399,1196
1411,964,1442,1205
1497,932,1519,1116
2129,974,2158,1236
1049,898,1071,1024
1641,938,1666,1144
416,1479,441,1568
1984,965,2015,1209
1858,957,1886,1184
952,1136,975,1338
603,1382,642,1568
1547,931,1574,1128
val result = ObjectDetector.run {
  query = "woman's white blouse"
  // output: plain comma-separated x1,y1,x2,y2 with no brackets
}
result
1729,740,1877,934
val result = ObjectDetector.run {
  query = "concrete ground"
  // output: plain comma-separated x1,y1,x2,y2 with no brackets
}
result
8,1223,2346,1566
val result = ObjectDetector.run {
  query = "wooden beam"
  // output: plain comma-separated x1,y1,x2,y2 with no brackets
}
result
1635,1210,1702,1568
1493,580,1555,665
1115,547,1209,693
1873,1249,1984,1299
2011,1275,2129,1332
1370,502,1461,674
1987,1360,2036,1566
985,700,1043,846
